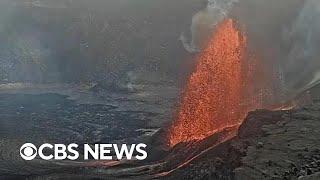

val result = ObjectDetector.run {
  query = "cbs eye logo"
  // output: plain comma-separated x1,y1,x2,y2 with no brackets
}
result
20,143,37,160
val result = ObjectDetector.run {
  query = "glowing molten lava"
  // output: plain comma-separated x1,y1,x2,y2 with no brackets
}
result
168,19,260,147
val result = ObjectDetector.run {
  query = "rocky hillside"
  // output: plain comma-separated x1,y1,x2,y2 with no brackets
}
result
167,87,320,180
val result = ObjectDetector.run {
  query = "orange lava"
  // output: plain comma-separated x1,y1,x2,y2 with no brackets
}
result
168,19,262,147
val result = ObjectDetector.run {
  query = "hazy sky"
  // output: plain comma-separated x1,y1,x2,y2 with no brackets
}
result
186,0,320,98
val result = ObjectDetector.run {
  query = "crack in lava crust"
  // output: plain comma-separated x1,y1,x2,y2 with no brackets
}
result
168,19,260,147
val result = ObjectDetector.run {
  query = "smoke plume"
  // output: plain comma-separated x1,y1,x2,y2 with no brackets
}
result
181,0,238,52
183,0,320,102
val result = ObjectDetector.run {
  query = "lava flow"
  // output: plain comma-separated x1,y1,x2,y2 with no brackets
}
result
168,19,262,147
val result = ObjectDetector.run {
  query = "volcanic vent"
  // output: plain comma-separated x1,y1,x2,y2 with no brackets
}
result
168,19,267,147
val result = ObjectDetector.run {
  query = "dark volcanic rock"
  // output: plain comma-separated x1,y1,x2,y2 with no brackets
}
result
237,109,287,139
167,98,320,180
234,101,320,180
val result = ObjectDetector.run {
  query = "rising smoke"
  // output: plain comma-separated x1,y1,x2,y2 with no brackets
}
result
0,0,319,96
180,0,238,52
183,0,320,101
283,0,320,92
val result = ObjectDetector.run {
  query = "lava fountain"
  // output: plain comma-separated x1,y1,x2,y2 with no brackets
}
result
168,19,264,147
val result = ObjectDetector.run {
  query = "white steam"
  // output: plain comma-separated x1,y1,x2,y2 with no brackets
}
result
283,0,320,92
180,0,238,52
181,0,320,97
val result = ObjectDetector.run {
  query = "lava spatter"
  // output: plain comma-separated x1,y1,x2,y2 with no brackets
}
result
168,19,260,147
